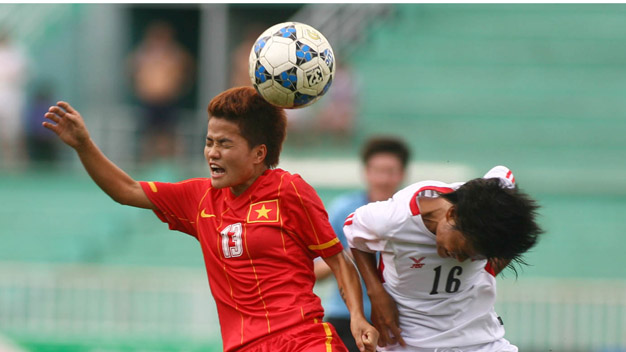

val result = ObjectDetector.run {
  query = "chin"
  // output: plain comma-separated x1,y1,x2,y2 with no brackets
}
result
210,179,228,189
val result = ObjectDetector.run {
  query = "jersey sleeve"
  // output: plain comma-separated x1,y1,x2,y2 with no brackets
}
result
139,179,208,237
483,165,516,189
280,175,343,259
344,197,404,253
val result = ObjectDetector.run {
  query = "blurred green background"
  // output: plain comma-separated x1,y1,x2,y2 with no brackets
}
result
1,4,625,352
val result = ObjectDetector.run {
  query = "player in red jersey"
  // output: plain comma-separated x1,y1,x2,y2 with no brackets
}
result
43,86,378,352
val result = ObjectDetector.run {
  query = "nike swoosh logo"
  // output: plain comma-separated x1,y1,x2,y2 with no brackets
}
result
200,209,216,218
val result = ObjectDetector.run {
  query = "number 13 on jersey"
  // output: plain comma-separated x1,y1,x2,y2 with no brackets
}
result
221,223,243,258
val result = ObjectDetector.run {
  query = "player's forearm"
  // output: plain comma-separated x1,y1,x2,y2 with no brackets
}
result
75,139,153,209
326,253,367,320
351,248,386,298
339,263,367,319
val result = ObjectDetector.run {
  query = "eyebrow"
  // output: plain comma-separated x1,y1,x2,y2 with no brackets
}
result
206,137,233,144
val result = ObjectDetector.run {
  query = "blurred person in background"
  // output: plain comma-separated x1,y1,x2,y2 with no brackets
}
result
128,21,194,163
42,86,378,352
315,137,411,352
345,166,543,352
0,27,28,169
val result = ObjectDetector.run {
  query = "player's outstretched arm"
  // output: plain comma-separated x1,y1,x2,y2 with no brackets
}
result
323,252,379,352
43,101,154,209
351,248,406,348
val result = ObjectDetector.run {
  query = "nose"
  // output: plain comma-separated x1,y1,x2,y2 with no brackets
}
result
205,145,220,159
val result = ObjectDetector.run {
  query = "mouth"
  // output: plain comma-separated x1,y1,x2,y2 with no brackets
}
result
210,163,226,178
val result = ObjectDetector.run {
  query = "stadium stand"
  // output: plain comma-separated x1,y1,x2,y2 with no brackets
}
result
349,4,626,195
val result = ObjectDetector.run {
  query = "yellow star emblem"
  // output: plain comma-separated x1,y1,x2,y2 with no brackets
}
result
255,205,272,219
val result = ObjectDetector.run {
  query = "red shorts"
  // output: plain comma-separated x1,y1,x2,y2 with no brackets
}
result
238,320,349,352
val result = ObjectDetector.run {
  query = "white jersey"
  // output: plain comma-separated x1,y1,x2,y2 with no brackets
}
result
344,166,515,350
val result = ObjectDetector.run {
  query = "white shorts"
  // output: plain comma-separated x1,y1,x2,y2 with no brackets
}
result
379,338,518,352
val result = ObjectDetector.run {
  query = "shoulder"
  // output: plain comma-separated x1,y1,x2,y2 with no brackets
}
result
271,168,314,194
265,168,298,184
261,169,321,210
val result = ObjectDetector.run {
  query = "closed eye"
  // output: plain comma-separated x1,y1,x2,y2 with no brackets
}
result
206,137,233,148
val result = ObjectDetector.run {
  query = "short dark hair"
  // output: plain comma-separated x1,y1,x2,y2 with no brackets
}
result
441,178,543,269
208,87,286,168
361,137,411,169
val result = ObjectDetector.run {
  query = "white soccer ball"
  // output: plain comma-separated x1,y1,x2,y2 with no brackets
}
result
249,22,335,109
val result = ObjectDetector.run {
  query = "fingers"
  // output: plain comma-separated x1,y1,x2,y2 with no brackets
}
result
45,101,80,126
354,325,379,352
372,319,404,347
47,101,78,119
48,105,68,118
361,330,379,352
391,311,406,347
376,323,390,347
356,338,365,352
370,316,386,346
57,101,76,113
384,319,405,347
394,329,406,347
41,121,59,134
44,111,61,123
43,102,74,135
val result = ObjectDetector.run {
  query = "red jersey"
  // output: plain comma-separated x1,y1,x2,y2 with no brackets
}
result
140,168,344,351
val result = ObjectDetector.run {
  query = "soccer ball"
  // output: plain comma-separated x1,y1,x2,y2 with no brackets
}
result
249,22,335,109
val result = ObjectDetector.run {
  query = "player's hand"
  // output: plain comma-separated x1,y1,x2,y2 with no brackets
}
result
369,288,406,348
350,317,379,352
43,101,91,150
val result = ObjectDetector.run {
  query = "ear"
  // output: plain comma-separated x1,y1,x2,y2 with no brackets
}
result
252,144,267,164
445,206,457,225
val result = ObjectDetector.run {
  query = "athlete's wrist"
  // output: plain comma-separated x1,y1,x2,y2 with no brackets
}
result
348,310,367,321
74,137,96,154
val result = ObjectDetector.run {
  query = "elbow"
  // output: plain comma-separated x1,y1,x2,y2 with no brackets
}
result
109,182,146,208
110,189,137,207
111,194,131,206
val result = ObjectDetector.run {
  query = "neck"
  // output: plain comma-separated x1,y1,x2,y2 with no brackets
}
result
230,165,269,196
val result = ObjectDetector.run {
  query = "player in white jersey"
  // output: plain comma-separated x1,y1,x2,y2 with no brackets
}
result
344,166,542,352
